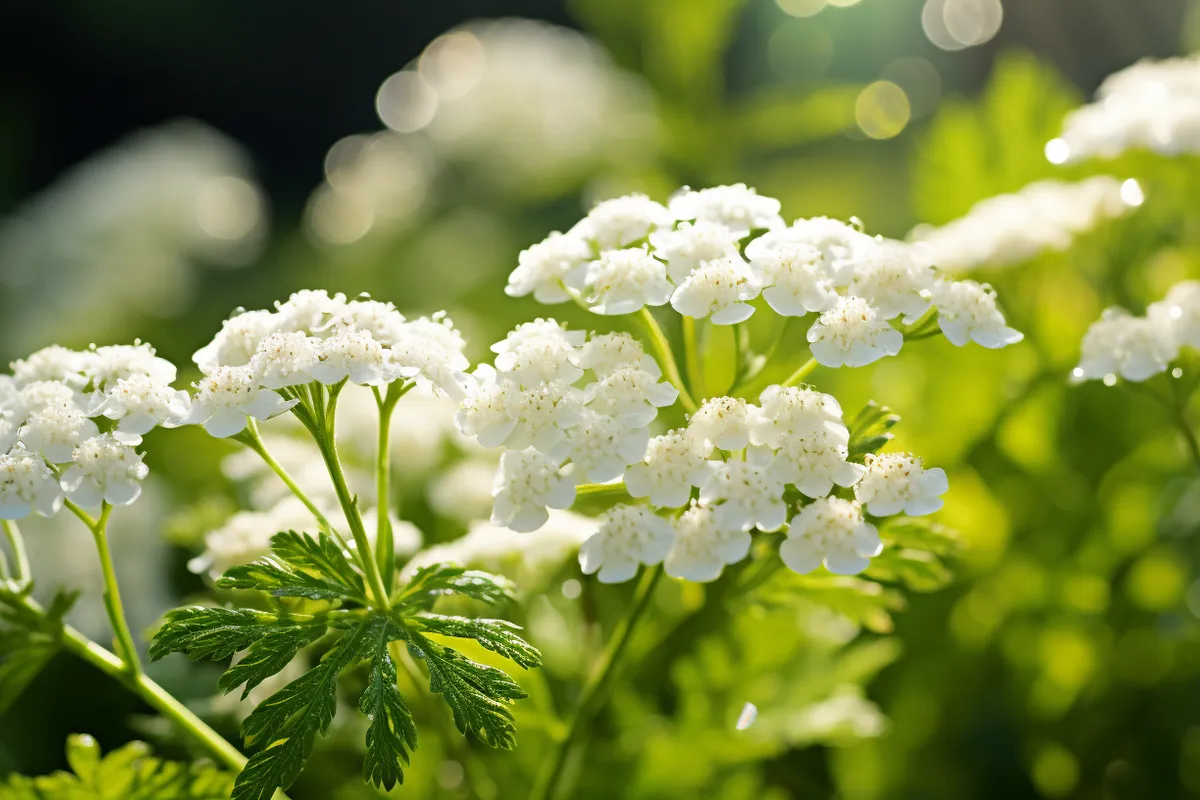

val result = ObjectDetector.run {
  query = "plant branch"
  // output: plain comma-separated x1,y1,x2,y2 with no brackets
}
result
781,356,819,388
373,381,412,593
682,315,703,400
236,419,341,544
531,565,663,800
639,309,697,413
1,519,30,585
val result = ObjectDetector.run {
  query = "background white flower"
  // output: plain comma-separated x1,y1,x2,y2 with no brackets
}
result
491,448,576,532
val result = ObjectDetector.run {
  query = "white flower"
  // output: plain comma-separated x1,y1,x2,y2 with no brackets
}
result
309,328,399,386
688,396,756,452
664,502,751,582
555,412,650,483
854,452,948,516
624,428,710,508
780,497,882,576
748,217,874,282
846,239,935,321
0,444,64,519
1074,307,1176,383
583,365,678,428
929,280,1024,348
748,241,838,316
60,434,149,507
491,448,576,532
649,220,743,283
771,426,866,498
577,332,658,378
507,231,595,303
88,374,191,444
328,299,408,345
750,384,845,448
274,289,347,334
579,504,675,583
670,255,761,324
491,319,585,386
505,382,583,454
186,365,293,438
907,177,1133,272
574,193,673,250
193,309,278,373
7,381,81,426
390,314,473,400
699,450,787,532
10,346,89,389
583,247,674,315
86,343,177,392
807,296,904,368
0,416,16,453
1149,280,1200,350
18,401,100,462
250,331,322,389
668,184,784,236
455,366,520,447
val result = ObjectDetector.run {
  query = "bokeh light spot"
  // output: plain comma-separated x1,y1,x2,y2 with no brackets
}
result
1045,137,1070,164
376,71,439,133
1126,548,1187,611
1121,178,1146,207
1032,743,1080,797
777,0,827,17
882,57,942,118
419,31,486,101
561,578,582,599
923,0,1003,51
855,81,911,140
195,176,262,241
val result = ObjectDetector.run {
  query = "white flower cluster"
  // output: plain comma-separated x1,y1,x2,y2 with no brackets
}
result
188,290,472,437
0,343,180,517
507,185,1022,368
908,177,1139,272
1050,56,1200,163
1074,281,1200,384
460,338,949,582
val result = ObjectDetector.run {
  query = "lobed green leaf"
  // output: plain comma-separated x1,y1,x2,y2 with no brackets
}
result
413,613,542,670
268,530,367,599
148,607,326,664
395,564,515,611
360,619,417,790
216,557,359,603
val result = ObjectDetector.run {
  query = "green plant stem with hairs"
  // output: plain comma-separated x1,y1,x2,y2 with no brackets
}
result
531,564,663,800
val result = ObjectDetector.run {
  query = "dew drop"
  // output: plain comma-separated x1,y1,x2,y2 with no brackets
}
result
1173,367,1184,379
407,643,426,660
1103,373,1118,387
736,701,758,730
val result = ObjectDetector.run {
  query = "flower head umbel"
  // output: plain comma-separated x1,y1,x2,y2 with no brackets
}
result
807,296,904,368
930,280,1024,349
491,449,576,533
670,255,761,325
579,504,675,583
854,453,948,517
1074,307,1176,383
583,247,674,315
573,193,673,251
88,374,191,444
780,497,882,576
507,232,594,304
688,396,756,452
186,365,292,438
60,434,149,507
0,444,63,519
665,502,751,582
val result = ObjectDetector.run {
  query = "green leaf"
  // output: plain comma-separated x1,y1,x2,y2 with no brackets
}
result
360,620,417,790
268,530,367,600
395,564,515,610
409,630,528,749
880,517,961,557
865,548,954,592
0,589,76,714
233,616,376,800
759,573,906,634
413,613,542,670
848,402,900,461
0,733,234,799
218,624,328,699
216,557,359,603
148,606,326,664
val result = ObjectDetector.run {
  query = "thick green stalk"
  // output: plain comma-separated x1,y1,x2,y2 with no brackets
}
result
531,565,663,800
317,437,390,608
639,309,697,413
781,356,819,388
66,501,142,676
1,519,30,585
373,381,412,592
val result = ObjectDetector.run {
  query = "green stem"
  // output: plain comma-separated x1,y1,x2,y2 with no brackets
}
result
531,565,663,800
316,433,391,609
14,594,272,790
373,382,411,593
1,519,30,585
731,317,792,397
574,481,628,497
639,309,697,413
682,315,703,400
731,324,744,393
239,420,338,537
66,501,142,676
780,356,819,388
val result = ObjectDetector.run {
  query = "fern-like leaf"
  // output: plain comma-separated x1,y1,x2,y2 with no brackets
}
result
413,613,542,669
360,618,416,790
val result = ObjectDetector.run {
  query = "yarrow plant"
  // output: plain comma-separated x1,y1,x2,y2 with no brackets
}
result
0,192,1021,800
0,292,542,800
475,183,1023,798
